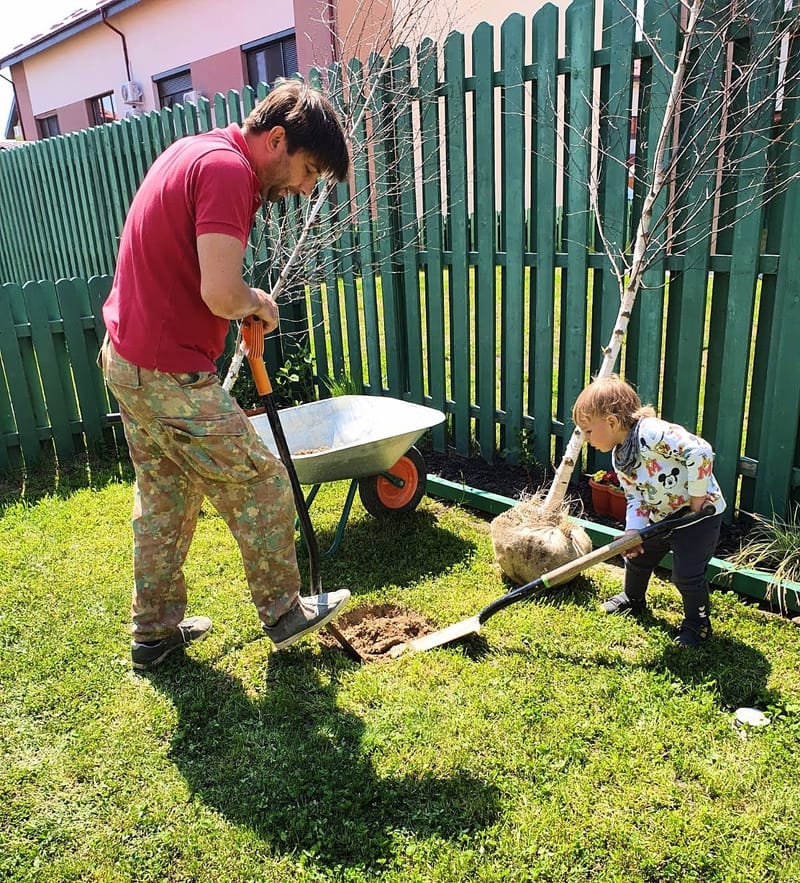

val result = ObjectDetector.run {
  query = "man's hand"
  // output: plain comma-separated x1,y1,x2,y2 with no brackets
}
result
249,288,279,333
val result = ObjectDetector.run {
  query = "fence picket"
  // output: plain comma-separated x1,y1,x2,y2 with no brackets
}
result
473,21,498,458
529,4,559,468
24,281,76,459
197,95,213,132
443,31,471,455
752,190,800,513
0,364,12,469
226,90,243,125
348,57,383,394
418,39,446,442
394,45,424,412
370,51,404,399
499,13,526,462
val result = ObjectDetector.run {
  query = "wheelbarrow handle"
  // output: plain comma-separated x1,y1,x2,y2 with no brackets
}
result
478,504,718,625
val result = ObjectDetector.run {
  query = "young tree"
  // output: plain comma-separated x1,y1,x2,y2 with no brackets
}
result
493,0,800,577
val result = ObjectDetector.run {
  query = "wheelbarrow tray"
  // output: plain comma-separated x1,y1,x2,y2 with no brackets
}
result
249,395,445,485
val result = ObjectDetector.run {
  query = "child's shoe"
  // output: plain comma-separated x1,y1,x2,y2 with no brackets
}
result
674,618,712,648
600,591,647,615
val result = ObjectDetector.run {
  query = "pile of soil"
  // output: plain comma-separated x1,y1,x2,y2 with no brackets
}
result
318,603,436,662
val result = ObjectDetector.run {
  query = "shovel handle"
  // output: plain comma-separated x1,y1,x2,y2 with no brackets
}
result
239,315,363,663
479,504,717,624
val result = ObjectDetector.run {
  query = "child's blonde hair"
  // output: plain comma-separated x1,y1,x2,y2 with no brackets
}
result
572,375,656,430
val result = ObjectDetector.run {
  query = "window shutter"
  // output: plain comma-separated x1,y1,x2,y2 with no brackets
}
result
282,37,298,77
158,71,193,100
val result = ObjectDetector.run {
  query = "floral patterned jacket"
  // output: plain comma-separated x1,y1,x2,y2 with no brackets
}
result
612,416,726,530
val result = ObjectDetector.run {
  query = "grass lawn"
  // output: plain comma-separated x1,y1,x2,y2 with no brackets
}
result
2,453,799,883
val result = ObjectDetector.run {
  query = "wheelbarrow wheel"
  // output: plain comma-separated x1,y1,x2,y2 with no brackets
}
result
358,446,427,517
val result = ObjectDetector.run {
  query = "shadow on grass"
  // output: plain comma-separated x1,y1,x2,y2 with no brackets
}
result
439,601,774,711
315,509,477,593
147,651,499,869
0,442,134,509
647,618,774,710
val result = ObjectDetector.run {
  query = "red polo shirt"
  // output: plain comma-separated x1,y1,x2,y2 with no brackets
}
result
103,124,262,372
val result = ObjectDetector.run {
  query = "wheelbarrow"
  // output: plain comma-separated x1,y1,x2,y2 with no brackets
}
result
249,395,446,555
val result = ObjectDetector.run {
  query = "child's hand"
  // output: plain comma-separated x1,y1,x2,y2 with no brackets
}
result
689,494,714,513
621,529,644,558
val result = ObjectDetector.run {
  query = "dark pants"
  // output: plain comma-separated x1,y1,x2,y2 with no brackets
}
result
625,512,722,629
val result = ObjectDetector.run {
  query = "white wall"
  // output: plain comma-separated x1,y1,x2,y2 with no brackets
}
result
23,0,294,117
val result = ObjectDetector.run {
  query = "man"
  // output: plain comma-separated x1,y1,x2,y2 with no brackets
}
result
101,81,351,671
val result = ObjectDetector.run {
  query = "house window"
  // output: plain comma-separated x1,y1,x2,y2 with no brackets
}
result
244,31,298,88
155,69,192,109
37,115,61,139
88,92,117,127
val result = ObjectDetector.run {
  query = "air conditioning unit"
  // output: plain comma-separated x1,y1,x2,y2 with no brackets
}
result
120,81,144,105
182,90,204,105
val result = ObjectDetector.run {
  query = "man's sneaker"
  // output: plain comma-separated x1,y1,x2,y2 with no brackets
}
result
600,592,647,615
131,616,213,670
674,618,712,648
263,590,351,650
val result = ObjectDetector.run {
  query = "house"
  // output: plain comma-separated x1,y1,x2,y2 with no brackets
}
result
0,0,571,142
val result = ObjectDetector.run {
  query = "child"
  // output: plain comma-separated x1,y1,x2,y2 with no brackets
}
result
572,376,725,647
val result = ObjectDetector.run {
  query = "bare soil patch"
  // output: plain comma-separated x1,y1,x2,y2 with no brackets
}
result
318,603,437,661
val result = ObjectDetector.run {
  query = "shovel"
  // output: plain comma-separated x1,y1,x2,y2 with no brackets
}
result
241,317,362,663
394,504,717,655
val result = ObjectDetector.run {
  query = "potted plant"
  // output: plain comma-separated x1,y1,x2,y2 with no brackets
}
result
588,470,627,522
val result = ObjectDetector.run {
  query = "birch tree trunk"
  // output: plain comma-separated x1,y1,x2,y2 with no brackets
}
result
541,0,705,513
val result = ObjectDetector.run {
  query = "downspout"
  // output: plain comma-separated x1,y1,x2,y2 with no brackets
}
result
327,0,339,63
101,8,132,81
0,70,26,139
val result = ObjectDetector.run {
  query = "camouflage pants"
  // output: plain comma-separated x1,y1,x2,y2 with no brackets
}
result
100,338,300,641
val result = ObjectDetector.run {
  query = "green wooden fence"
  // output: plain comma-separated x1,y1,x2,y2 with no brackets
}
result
1,1,799,519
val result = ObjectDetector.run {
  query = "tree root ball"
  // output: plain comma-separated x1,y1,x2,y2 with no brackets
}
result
490,498,592,584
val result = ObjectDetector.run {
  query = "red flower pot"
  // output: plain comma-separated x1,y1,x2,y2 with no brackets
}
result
589,480,626,522
607,486,627,522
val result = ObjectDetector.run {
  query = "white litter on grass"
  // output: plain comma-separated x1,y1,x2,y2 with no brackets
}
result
733,707,771,738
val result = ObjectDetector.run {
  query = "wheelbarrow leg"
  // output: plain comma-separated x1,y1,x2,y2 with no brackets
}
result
323,479,359,557
294,480,359,558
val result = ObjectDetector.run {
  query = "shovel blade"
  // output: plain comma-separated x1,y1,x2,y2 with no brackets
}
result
395,615,482,655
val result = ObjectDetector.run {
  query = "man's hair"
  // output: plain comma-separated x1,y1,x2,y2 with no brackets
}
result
244,80,350,182
572,374,656,429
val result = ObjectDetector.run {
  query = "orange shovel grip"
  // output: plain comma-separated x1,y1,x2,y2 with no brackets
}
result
241,317,273,396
